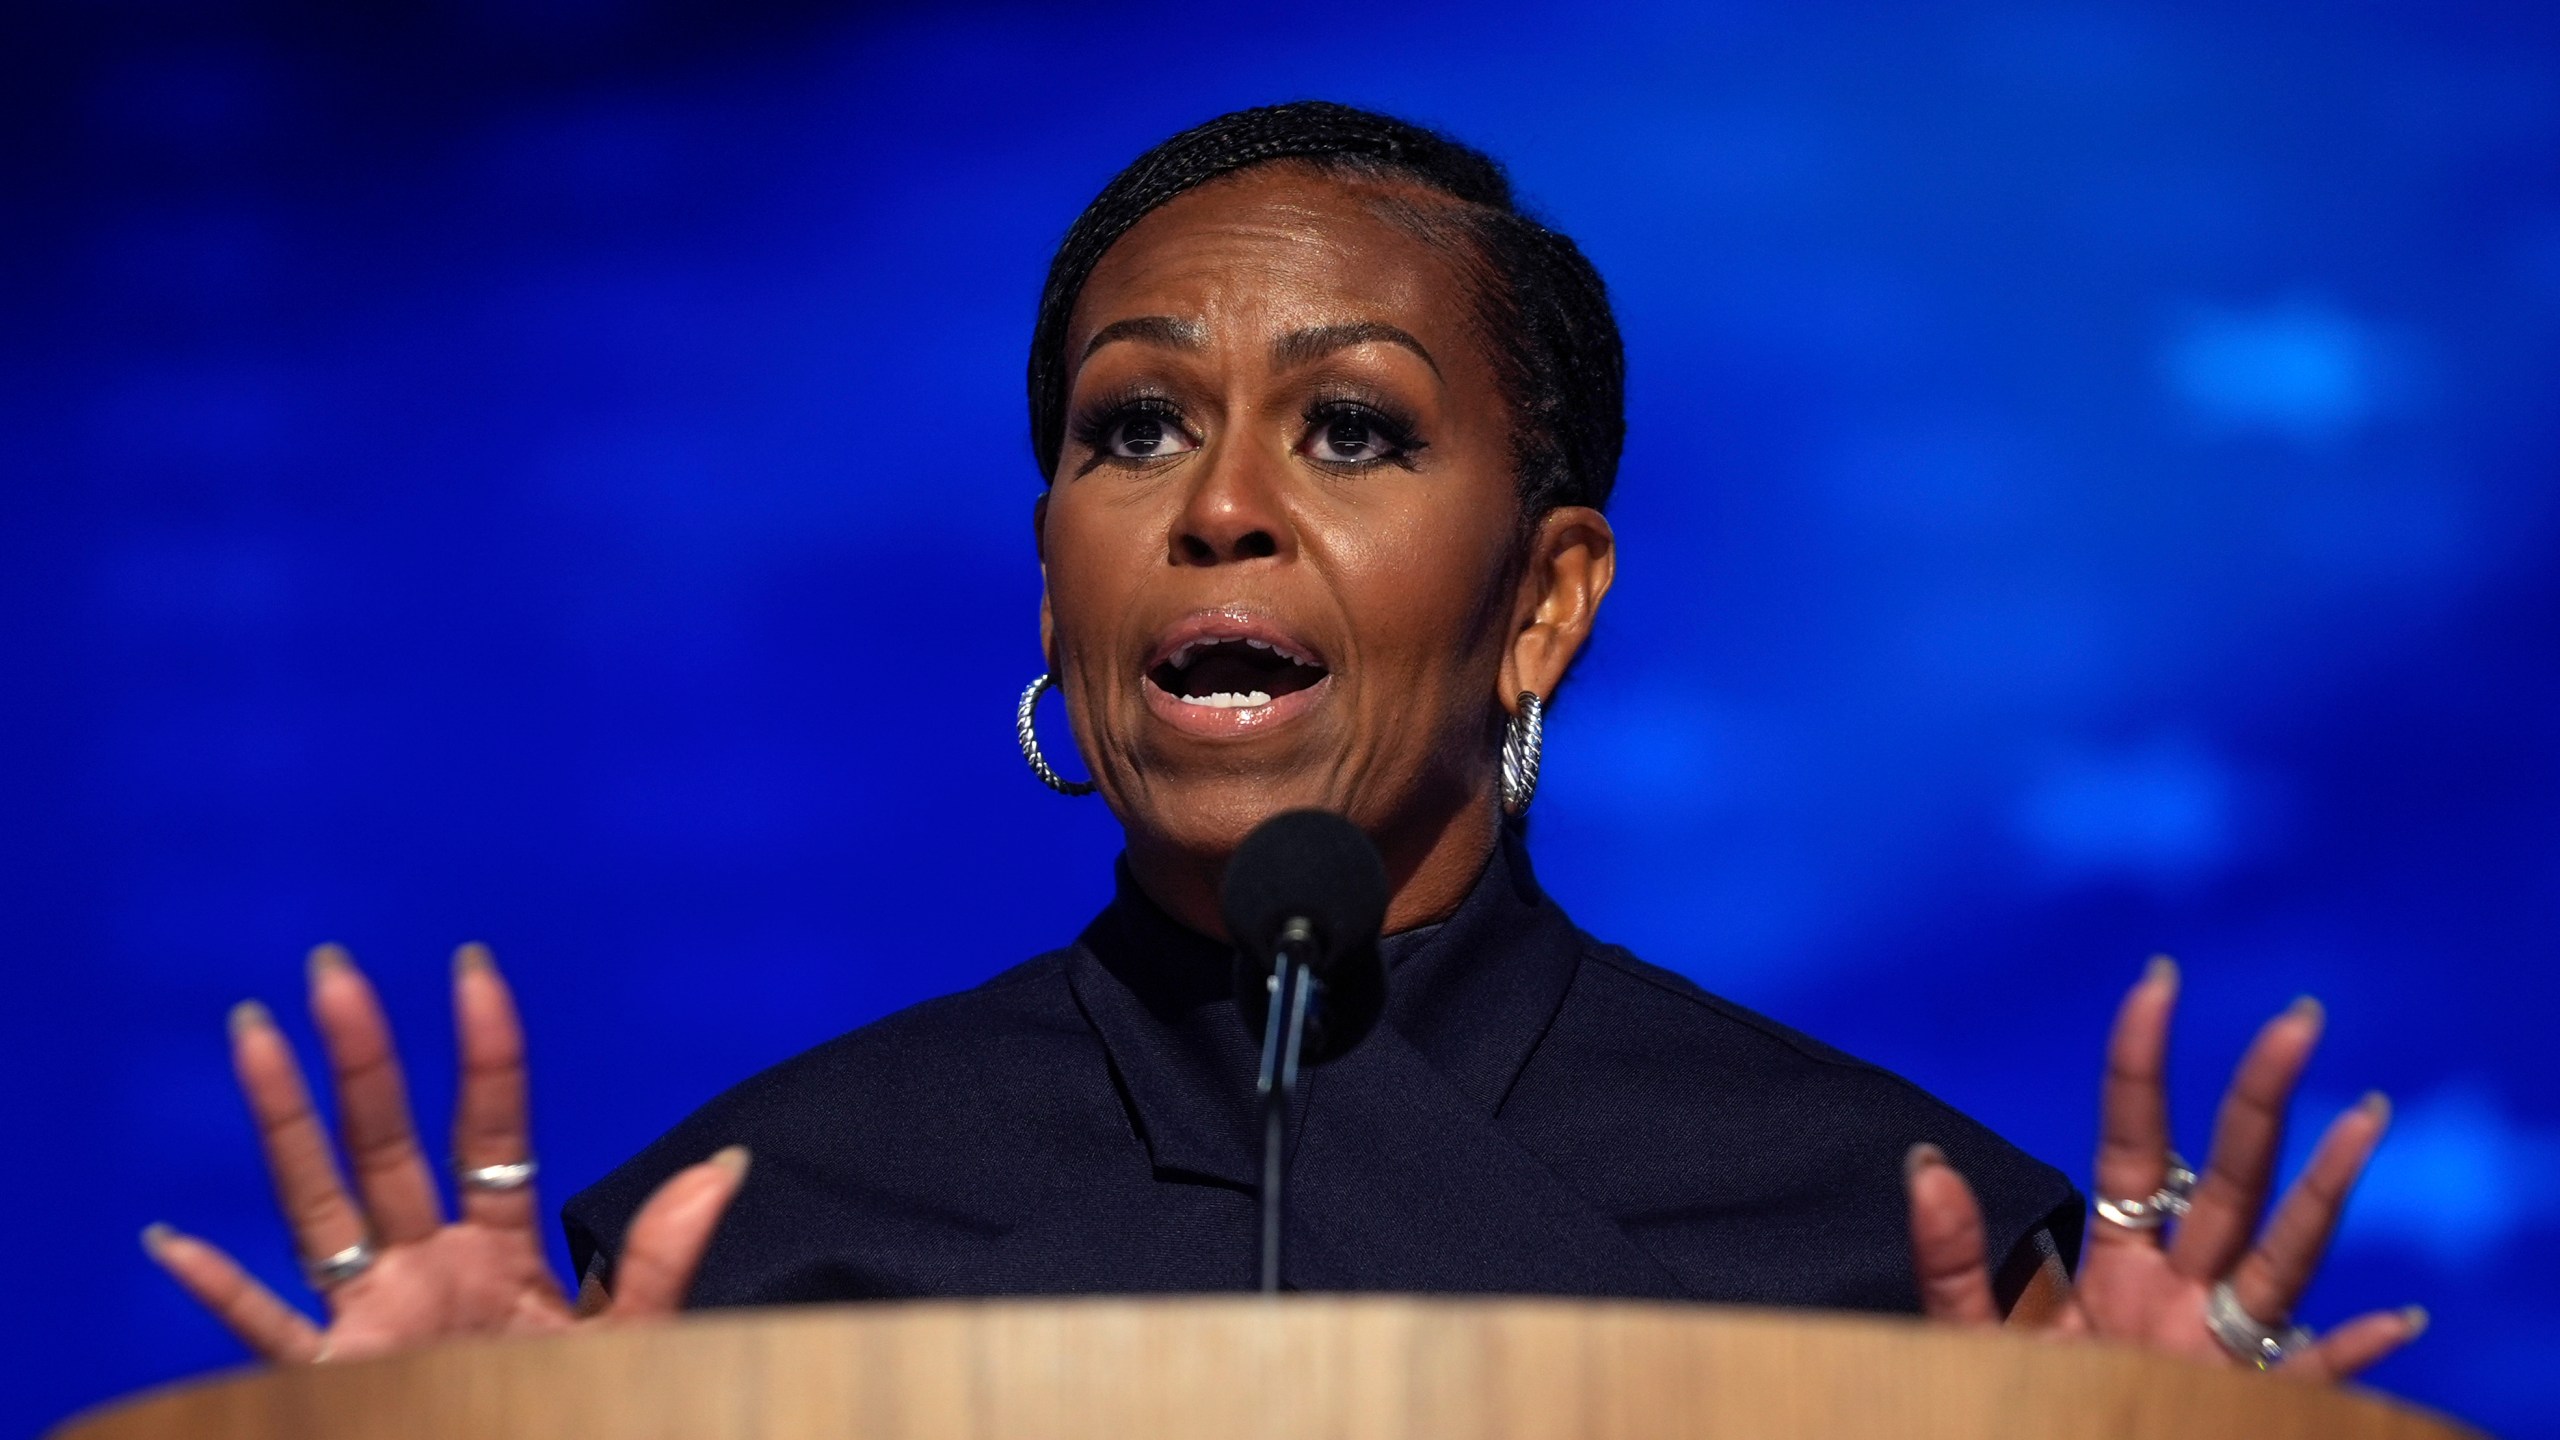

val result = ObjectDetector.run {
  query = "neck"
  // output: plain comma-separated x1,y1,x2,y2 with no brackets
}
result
1124,789,1504,942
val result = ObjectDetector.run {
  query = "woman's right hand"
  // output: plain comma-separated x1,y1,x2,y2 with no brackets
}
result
144,942,745,1364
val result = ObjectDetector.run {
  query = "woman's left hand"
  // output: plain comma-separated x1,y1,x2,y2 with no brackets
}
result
1904,957,2427,1380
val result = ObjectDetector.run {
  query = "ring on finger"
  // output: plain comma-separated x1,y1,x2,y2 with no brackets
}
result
302,1239,377,1292
457,1157,538,1192
2205,1279,2315,1370
2094,1150,2196,1231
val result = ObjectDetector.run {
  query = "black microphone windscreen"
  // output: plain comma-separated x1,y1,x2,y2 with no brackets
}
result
1221,809,1390,1066
1221,809,1389,969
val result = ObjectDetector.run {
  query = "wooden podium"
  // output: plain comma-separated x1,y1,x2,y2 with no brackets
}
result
52,1298,2478,1440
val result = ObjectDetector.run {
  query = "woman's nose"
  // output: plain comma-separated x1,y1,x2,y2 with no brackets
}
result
1170,448,1291,566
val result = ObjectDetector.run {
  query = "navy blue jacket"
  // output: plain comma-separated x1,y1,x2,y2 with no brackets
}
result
564,836,2081,1309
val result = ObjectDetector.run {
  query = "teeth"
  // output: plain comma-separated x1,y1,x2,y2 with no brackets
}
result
1177,690,1273,709
1158,634,1318,671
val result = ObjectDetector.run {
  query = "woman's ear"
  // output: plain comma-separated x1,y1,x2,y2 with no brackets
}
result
1498,505,1616,711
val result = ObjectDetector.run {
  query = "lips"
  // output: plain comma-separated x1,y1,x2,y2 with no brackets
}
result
1141,612,1332,735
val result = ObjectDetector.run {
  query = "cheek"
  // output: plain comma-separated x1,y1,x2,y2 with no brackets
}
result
1044,495,1148,648
1329,495,1516,683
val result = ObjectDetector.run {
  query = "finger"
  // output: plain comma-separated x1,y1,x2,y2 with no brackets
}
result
606,1148,751,1318
2229,1092,2389,1322
230,999,370,1276
450,943,542,1236
1903,1144,2000,1326
2092,956,2178,1247
308,945,445,1247
2280,1307,2427,1384
143,1223,326,1363
2170,995,2324,1279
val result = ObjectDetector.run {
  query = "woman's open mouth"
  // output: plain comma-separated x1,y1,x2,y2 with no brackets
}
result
1141,617,1332,736
1149,637,1328,707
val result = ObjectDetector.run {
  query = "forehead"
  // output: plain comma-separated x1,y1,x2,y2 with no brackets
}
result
1067,165,1478,352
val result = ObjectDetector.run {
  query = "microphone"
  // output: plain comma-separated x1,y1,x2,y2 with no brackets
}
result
1219,809,1389,1293
1223,809,1389,1065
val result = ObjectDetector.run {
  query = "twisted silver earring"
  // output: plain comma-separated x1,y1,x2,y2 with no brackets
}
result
1500,690,1546,816
1016,672,1096,796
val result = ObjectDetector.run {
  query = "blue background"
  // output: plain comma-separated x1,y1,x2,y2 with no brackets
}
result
6,1,2555,1435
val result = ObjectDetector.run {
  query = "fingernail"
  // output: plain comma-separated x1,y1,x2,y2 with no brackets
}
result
140,1222,174,1258
711,1144,752,1180
453,942,492,977
2288,994,2325,1026
1903,1142,1945,1179
228,999,271,1037
2145,954,2179,986
2400,1305,2429,1337
2362,1090,2393,1125
307,943,350,984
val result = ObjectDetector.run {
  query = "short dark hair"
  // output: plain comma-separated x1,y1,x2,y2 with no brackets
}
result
1027,101,1625,517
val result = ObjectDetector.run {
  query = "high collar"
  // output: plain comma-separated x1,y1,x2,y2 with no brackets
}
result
1063,827,1584,1189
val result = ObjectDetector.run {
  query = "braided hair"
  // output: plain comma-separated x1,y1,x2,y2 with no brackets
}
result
1027,101,1625,518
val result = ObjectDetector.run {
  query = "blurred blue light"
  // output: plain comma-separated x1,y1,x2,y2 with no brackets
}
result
2014,741,2245,884
2324,1082,2560,1272
2163,299,2399,444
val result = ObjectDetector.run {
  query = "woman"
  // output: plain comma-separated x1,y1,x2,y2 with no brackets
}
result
143,103,2420,1378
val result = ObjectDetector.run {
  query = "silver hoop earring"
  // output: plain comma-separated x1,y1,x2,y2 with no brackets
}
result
1017,672,1096,796
1500,690,1546,817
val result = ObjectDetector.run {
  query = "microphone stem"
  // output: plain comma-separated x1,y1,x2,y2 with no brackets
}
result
1257,917,1318,1294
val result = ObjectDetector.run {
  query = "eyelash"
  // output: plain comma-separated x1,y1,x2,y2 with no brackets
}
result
1300,395,1426,470
1069,393,1190,461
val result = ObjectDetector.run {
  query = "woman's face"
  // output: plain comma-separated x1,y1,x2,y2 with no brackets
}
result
1039,163,1608,924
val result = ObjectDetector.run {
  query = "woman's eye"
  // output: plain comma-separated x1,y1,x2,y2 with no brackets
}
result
1104,411,1197,460
1303,410,1405,464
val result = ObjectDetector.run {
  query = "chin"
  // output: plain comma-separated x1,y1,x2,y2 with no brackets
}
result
1125,770,1357,862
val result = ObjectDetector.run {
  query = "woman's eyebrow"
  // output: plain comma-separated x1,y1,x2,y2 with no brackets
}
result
1271,322,1440,377
1079,315,1205,363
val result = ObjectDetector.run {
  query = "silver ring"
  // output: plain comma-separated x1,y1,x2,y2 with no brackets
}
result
2206,1279,2315,1370
2093,1151,2196,1231
302,1240,376,1291
458,1158,538,1192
